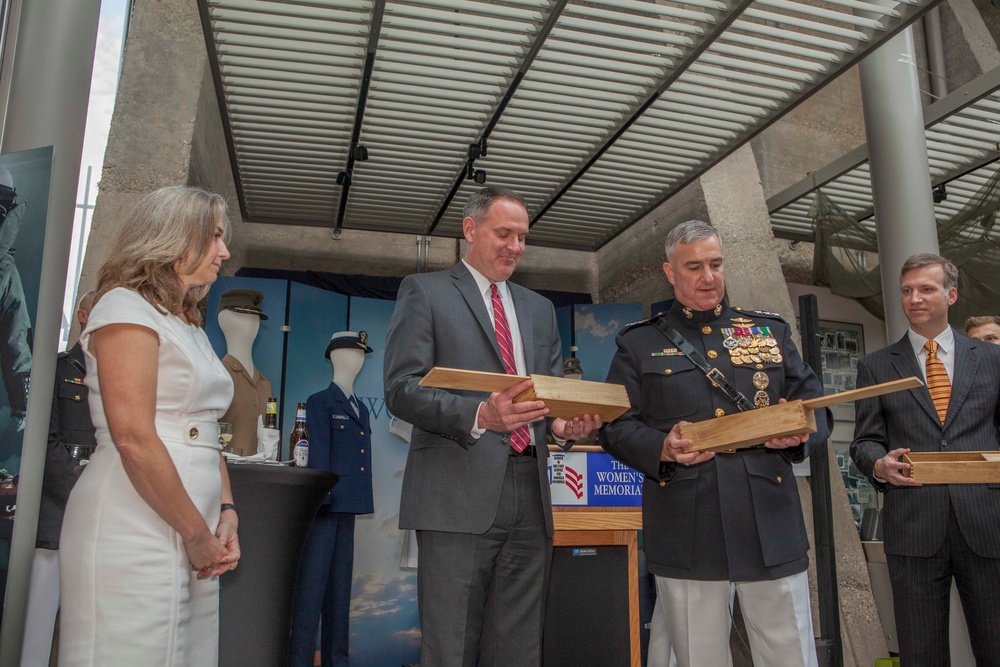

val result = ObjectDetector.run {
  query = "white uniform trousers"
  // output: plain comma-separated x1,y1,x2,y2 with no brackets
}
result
21,548,61,666
655,571,817,667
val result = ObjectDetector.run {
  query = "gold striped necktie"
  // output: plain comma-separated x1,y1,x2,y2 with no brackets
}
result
924,340,951,424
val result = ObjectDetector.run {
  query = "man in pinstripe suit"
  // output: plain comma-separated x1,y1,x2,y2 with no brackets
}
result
851,253,1000,666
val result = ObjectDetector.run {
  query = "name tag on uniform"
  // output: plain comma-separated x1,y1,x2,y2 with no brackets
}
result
331,415,350,420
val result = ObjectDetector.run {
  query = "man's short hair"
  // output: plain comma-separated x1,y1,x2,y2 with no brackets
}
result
664,220,720,261
462,186,527,223
900,253,958,291
964,315,1000,334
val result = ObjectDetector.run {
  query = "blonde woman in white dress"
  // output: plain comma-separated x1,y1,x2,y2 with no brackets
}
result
60,186,240,666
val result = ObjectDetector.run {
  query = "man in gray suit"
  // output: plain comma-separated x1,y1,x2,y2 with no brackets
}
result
384,186,599,667
851,253,1000,666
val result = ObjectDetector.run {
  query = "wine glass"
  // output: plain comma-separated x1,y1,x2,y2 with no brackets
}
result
218,422,234,452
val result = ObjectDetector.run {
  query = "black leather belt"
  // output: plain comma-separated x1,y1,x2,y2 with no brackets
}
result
509,444,537,458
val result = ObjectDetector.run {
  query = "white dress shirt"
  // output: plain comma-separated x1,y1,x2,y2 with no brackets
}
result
907,326,955,384
462,260,532,441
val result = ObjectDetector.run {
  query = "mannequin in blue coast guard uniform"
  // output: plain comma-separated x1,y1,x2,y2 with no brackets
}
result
289,331,374,667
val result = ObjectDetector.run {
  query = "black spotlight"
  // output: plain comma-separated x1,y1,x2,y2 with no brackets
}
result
932,184,947,203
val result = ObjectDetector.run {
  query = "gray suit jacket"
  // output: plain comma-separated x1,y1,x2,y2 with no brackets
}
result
851,330,1000,558
383,262,564,536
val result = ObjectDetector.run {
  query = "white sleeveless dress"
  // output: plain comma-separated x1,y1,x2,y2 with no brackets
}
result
59,288,234,666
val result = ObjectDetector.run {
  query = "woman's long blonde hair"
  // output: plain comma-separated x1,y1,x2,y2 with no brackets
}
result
95,186,230,326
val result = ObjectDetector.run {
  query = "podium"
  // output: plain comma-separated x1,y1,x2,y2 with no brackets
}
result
219,464,337,667
544,507,643,667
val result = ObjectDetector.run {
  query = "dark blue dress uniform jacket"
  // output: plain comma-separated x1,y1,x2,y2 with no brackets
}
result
306,382,374,515
601,300,832,582
40,342,95,549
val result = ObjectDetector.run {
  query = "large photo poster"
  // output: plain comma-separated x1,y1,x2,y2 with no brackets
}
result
0,146,54,623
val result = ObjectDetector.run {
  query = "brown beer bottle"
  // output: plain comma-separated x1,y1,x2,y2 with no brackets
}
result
290,402,310,467
264,397,278,430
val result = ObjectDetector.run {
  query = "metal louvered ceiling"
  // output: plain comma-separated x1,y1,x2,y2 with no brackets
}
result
199,0,947,251
768,66,1000,240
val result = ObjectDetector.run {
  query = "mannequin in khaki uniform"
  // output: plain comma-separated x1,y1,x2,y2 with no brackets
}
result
218,289,271,456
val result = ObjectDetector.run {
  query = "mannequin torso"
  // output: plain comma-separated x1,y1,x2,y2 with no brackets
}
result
218,309,270,455
218,309,259,376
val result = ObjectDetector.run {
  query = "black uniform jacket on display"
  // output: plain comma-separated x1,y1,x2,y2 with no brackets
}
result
40,342,96,549
602,299,832,582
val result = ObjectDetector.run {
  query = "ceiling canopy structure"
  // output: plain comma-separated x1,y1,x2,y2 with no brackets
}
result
768,66,1000,240
199,0,946,251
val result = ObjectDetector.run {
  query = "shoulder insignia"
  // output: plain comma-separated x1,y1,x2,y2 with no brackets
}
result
619,316,656,336
736,308,787,322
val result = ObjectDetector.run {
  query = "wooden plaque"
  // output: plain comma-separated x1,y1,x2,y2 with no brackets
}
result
682,400,818,453
903,451,1000,484
419,367,631,421
682,377,922,453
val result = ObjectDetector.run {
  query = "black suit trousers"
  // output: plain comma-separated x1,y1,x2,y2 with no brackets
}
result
887,503,1000,667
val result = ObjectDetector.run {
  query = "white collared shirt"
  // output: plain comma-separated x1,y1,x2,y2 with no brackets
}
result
462,260,531,441
907,326,955,383
462,260,527,376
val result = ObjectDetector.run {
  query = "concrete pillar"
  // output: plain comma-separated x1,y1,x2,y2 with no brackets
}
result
858,26,938,341
76,0,223,316
0,1,101,664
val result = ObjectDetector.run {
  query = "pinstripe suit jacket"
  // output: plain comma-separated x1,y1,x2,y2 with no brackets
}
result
850,329,1000,558
383,262,565,536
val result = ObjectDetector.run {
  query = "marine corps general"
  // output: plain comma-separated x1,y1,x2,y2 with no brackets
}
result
601,220,832,667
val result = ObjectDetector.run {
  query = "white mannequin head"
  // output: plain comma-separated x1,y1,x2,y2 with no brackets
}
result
219,309,260,374
325,330,373,396
217,288,268,374
330,348,365,395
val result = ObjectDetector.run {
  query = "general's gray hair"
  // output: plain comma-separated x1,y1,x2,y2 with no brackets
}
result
664,220,720,260
462,186,526,223
900,253,958,291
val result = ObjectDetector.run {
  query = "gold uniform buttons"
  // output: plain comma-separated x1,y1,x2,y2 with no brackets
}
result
776,476,783,484
189,427,199,440
659,480,667,487
707,350,718,359
702,326,712,335
360,448,365,454
715,408,725,418
664,369,672,375
360,431,365,436
360,467,365,472
74,394,82,401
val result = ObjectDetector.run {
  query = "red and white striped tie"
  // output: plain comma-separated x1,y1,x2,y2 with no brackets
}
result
491,284,530,453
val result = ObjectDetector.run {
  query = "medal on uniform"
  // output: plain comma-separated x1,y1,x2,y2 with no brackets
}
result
754,390,770,408
752,371,768,389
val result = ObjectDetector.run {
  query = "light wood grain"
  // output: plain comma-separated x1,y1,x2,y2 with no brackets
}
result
419,367,631,421
552,507,643,531
419,367,527,393
802,377,923,409
904,452,1000,483
682,400,817,453
546,444,604,452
